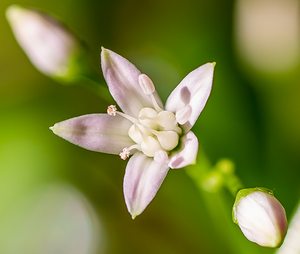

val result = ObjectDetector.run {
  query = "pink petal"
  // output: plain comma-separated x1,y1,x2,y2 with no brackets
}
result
168,131,199,169
165,63,215,131
50,114,134,154
123,152,169,218
101,48,162,117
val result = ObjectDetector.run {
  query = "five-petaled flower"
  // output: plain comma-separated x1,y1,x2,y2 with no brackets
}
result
50,48,215,218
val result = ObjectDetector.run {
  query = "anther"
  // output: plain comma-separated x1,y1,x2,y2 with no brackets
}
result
107,105,138,123
138,74,162,112
139,74,155,95
150,96,163,112
119,145,140,160
107,105,117,116
119,147,130,160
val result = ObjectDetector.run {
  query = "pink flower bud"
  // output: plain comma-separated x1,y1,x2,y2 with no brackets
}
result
233,188,287,248
6,5,85,82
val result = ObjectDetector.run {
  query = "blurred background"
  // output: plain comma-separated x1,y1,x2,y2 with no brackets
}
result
0,0,300,253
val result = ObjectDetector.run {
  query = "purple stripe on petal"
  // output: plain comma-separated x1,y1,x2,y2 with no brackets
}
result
165,63,215,131
169,131,199,169
50,114,134,155
123,152,169,218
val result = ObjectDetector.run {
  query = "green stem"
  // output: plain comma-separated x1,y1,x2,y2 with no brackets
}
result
187,155,244,196
225,174,243,196
186,154,259,254
215,159,244,196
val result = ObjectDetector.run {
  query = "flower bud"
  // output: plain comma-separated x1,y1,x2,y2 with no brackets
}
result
6,5,87,82
233,188,287,248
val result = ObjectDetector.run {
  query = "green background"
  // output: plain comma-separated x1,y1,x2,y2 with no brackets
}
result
0,0,299,253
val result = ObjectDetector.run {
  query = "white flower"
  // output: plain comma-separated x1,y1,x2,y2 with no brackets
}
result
6,5,83,81
233,188,287,247
51,48,215,218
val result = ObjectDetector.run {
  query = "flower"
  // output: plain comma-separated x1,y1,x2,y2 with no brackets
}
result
233,188,287,248
50,48,215,218
6,5,86,82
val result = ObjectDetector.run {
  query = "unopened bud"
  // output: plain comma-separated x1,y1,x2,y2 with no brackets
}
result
233,188,287,248
6,5,87,82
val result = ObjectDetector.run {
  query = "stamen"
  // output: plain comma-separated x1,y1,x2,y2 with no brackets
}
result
152,130,179,151
119,147,130,160
133,122,158,138
107,105,117,116
138,74,162,112
150,95,163,112
138,74,155,95
116,111,138,124
107,105,138,123
119,145,140,160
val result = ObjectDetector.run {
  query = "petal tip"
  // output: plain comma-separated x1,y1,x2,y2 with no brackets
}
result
131,213,138,220
101,46,109,54
49,123,59,135
126,204,141,220
211,62,216,67
100,47,114,72
101,47,111,58
100,47,109,60
6,4,23,22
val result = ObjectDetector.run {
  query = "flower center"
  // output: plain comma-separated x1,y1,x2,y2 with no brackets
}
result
107,73,188,160
128,107,181,157
107,105,182,160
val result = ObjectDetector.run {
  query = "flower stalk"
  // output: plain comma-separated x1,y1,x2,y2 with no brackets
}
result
188,157,244,195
